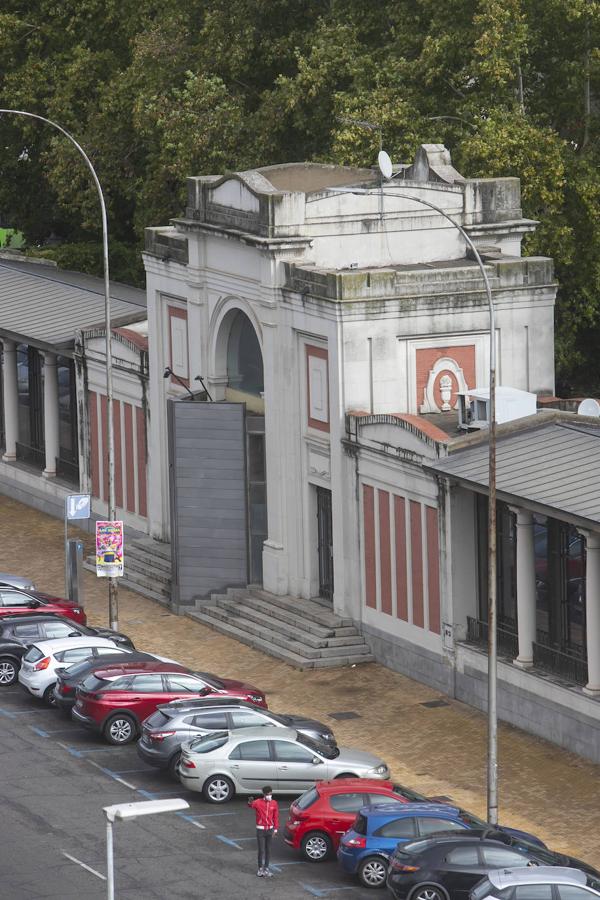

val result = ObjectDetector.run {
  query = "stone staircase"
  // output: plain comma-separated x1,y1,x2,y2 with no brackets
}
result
186,588,374,670
84,536,172,606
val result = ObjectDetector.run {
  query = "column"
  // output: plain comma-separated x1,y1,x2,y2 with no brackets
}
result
2,339,18,462
510,506,536,668
580,530,600,695
42,351,59,478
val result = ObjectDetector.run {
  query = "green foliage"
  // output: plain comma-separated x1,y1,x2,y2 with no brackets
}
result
2,0,600,389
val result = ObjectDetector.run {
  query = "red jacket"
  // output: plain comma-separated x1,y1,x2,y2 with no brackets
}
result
248,796,279,829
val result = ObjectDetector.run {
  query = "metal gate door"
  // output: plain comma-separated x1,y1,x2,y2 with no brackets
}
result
317,487,334,601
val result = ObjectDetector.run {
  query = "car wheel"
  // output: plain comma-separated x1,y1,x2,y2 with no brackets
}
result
43,684,57,706
301,831,333,862
168,751,182,781
358,856,388,889
202,775,235,804
0,658,18,686
104,714,137,745
334,772,356,779
410,885,448,900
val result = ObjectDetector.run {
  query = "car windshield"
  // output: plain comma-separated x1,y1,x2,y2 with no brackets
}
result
23,646,44,663
189,732,229,754
194,672,225,690
296,732,339,760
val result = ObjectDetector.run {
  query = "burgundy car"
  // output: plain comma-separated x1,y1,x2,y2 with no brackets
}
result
72,661,267,744
0,586,86,625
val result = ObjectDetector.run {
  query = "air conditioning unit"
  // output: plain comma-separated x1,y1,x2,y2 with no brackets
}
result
457,387,537,431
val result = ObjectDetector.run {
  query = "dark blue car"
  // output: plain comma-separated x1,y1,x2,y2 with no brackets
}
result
337,803,544,889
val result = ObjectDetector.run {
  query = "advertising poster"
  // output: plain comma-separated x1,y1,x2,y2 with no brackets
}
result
95,521,124,578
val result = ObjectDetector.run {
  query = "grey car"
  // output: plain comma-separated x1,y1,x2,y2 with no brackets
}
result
0,573,36,590
137,699,337,778
178,725,390,803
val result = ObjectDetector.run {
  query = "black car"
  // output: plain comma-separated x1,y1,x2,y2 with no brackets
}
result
53,651,159,712
137,697,338,777
0,614,134,686
387,835,600,900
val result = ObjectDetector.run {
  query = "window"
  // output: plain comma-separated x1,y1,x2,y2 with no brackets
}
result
330,793,370,813
13,623,40,638
165,674,207,692
191,712,228,730
418,818,465,837
95,647,126,656
558,887,596,900
369,794,405,807
105,677,133,691
41,622,75,639
0,591,31,607
445,847,480,866
230,710,264,728
373,818,417,839
480,847,529,867
272,741,315,763
515,886,553,900
296,788,320,810
57,647,96,663
189,732,228,754
229,740,271,761
23,646,44,663
129,675,165,692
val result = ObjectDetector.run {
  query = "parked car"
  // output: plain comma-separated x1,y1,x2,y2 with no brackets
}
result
72,662,267,745
387,835,547,900
0,614,134,686
0,573,36,590
470,867,600,900
18,637,127,704
337,805,544,889
179,726,390,803
284,779,432,862
0,586,86,624
138,698,337,779
53,651,159,713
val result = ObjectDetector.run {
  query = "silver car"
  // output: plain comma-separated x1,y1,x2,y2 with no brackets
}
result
0,573,36,590
179,725,390,803
471,867,600,900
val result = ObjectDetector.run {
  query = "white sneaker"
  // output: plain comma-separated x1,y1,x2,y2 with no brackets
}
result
264,869,273,877
257,868,264,877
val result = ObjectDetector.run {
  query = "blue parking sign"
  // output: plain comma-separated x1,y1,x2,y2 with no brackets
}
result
66,494,91,520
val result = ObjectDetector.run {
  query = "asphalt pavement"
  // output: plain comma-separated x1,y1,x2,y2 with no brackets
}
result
0,684,374,900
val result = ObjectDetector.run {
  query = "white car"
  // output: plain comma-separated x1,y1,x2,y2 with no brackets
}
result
18,637,130,703
471,867,600,900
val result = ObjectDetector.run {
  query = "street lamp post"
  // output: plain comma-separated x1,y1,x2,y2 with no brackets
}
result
326,183,498,823
103,799,190,899
0,108,119,630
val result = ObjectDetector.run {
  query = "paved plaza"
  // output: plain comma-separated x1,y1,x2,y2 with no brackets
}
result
1,495,599,869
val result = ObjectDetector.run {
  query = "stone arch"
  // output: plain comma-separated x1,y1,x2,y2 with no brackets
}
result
209,298,264,411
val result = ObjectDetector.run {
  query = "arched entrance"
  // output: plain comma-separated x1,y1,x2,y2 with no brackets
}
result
216,308,267,585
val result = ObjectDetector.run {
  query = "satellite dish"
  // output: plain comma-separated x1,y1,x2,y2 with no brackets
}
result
378,150,393,180
577,398,600,417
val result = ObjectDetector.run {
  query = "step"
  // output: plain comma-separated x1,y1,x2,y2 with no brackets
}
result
250,590,354,629
227,591,359,639
216,598,329,649
125,556,172,586
186,609,375,670
130,537,172,562
82,559,171,607
127,548,172,575
122,569,171,598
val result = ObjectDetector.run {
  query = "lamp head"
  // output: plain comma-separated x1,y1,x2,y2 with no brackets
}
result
163,367,172,379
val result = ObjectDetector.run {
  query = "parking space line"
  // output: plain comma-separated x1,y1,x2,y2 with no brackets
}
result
86,761,137,789
190,811,236,818
177,814,206,829
137,789,188,799
0,707,16,718
215,835,246,849
113,768,156,774
61,851,106,881
29,725,50,737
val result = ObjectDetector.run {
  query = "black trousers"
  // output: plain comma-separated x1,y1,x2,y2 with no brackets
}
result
256,828,274,869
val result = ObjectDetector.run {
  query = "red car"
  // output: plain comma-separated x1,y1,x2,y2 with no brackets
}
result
72,661,267,744
284,779,431,862
0,586,86,625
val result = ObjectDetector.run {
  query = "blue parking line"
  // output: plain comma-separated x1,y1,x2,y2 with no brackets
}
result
215,835,245,849
192,811,236,818
29,726,49,737
0,708,16,718
300,885,355,898
137,789,188,799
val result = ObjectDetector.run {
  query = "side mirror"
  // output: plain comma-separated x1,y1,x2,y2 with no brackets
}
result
312,757,321,765
68,632,80,637
27,600,38,608
198,687,212,696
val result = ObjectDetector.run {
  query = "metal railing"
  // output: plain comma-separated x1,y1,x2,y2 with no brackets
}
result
466,616,519,660
15,441,45,469
533,637,588,685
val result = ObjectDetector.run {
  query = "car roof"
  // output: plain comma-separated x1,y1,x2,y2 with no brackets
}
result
0,613,73,624
160,699,268,714
488,867,587,888
30,637,116,652
362,803,460,818
91,660,190,678
316,778,395,793
60,651,152,677
228,726,297,740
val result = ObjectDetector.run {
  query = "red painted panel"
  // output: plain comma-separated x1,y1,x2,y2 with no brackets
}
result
168,305,189,386
410,500,424,628
136,406,147,518
426,506,441,634
363,485,376,609
100,394,108,502
123,404,135,513
113,399,123,510
378,490,392,615
306,344,330,433
89,391,100,500
394,495,408,621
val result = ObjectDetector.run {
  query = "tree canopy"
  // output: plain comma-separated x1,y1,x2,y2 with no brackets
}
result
1,0,600,392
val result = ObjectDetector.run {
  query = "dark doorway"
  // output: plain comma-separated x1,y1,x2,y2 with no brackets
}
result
246,415,267,585
317,486,334,601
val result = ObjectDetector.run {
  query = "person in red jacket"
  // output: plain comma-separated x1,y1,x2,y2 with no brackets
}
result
248,785,279,877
